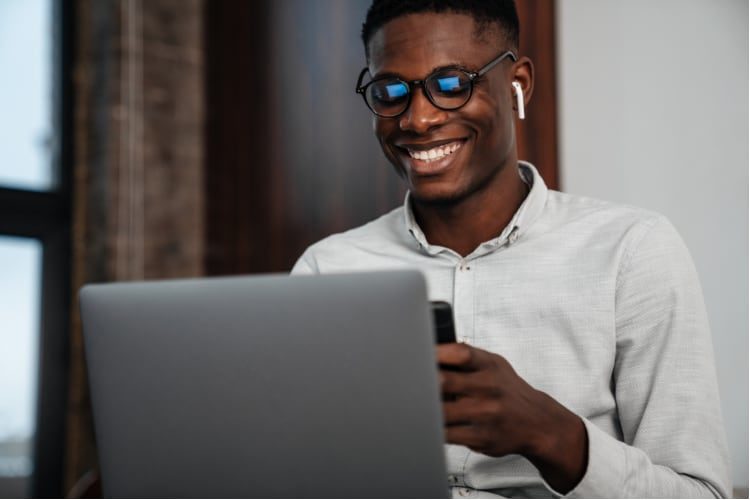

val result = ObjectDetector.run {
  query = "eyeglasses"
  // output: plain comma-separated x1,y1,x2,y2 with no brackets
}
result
355,50,518,118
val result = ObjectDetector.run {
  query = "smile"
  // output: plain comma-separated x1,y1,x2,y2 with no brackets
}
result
405,141,463,163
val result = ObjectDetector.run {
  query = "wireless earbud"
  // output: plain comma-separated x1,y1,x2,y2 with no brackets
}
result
511,81,525,120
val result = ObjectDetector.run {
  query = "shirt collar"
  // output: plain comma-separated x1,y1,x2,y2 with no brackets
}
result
402,161,548,258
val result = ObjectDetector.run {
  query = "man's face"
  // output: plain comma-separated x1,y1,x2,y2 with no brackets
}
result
367,13,518,205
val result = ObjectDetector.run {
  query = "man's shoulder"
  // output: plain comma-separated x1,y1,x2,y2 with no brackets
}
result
307,205,406,252
291,206,412,274
544,189,666,233
542,190,688,274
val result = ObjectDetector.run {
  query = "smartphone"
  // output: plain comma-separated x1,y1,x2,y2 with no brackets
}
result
430,301,457,344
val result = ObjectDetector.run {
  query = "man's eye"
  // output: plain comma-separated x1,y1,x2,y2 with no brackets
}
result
371,81,408,103
431,73,471,96
383,82,408,100
436,76,462,93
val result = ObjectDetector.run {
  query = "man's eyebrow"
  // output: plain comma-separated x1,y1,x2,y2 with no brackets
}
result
372,61,471,80
427,61,471,74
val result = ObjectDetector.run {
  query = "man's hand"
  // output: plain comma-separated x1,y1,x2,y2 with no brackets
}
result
437,343,588,493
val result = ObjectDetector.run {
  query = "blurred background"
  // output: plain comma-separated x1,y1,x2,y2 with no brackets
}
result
0,0,746,497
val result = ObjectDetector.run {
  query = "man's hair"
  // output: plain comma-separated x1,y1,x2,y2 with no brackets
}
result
361,0,520,57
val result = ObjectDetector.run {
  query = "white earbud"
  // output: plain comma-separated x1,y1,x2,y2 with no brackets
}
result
511,81,525,120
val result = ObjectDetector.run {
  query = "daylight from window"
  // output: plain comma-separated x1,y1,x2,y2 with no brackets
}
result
0,0,52,485
0,237,42,478
0,0,52,191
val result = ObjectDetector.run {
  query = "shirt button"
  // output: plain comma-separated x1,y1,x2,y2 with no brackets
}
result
458,487,471,497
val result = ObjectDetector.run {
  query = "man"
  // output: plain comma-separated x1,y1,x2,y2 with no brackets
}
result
291,1,731,497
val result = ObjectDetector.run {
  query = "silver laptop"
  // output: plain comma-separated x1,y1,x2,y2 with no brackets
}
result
80,271,449,498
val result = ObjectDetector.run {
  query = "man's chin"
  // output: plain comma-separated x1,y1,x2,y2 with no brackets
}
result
408,185,469,207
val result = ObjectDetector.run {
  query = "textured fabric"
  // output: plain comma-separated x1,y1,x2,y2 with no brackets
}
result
290,162,731,498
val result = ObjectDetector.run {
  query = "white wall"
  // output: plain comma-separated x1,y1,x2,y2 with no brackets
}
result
557,0,748,490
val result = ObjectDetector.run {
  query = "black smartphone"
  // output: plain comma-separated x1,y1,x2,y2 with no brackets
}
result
431,301,457,344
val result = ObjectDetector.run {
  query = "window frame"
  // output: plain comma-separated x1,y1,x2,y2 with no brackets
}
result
0,0,73,496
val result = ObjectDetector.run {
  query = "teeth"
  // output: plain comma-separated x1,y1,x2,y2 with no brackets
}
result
407,142,462,162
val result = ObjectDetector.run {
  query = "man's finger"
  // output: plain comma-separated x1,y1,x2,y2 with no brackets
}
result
444,424,490,452
440,368,501,396
436,343,487,369
442,397,500,425
442,400,471,425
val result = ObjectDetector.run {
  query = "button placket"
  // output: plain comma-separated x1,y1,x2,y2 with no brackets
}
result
451,472,467,487
453,258,475,346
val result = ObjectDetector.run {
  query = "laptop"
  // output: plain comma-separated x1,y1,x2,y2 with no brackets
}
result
80,271,450,498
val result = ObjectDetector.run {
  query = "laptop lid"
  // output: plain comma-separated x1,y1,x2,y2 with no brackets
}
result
80,271,449,498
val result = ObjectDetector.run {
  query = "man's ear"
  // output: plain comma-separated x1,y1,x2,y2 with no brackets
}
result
511,56,534,108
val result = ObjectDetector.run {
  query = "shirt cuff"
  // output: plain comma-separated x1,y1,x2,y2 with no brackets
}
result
541,417,626,498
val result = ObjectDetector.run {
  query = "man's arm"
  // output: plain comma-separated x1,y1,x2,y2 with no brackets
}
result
290,249,319,275
439,216,731,498
588,215,730,498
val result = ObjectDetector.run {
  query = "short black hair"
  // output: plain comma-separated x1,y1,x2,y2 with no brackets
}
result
361,0,520,58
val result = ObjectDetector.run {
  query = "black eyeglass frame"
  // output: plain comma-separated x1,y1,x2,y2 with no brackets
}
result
355,50,518,118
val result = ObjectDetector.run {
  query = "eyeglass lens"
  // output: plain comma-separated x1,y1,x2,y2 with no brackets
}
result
365,69,473,117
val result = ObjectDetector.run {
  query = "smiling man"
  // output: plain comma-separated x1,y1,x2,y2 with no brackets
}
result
291,1,730,497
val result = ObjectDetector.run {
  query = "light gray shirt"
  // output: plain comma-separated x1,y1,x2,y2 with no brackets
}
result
291,163,731,498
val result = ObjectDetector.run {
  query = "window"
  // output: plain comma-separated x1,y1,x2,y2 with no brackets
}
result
0,0,71,497
0,238,42,497
0,0,54,190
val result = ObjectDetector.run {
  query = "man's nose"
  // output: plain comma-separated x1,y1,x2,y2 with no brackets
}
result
398,87,448,134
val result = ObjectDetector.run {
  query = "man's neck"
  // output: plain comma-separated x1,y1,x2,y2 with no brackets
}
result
411,165,529,258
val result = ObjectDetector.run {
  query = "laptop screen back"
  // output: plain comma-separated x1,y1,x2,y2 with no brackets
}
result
80,271,449,498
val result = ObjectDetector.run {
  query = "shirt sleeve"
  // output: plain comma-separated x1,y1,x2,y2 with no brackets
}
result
290,248,319,275
552,216,732,498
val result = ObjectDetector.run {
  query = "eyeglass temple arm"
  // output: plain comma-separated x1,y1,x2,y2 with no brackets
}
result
475,50,518,78
355,67,369,93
